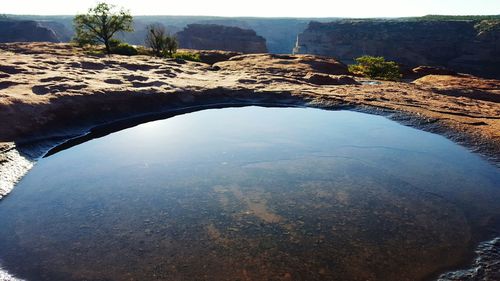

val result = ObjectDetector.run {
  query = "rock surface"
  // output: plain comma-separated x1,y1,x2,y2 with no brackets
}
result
294,20,500,79
304,73,359,85
176,24,268,53
189,50,243,65
411,66,458,78
216,54,350,78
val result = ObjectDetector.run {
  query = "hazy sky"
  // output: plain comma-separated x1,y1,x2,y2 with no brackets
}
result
2,0,499,17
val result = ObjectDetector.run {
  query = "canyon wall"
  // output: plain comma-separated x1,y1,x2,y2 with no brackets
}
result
176,24,268,53
0,19,61,43
294,20,500,78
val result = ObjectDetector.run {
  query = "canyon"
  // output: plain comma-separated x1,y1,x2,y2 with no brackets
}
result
0,19,60,43
294,19,500,78
3,16,499,79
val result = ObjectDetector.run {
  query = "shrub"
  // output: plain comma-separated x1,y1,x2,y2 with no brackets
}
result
164,36,178,57
172,51,201,62
108,38,122,49
111,42,138,56
72,34,97,47
136,45,153,56
348,56,401,81
474,20,500,33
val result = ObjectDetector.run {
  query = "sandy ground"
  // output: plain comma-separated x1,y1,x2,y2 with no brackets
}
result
0,42,499,198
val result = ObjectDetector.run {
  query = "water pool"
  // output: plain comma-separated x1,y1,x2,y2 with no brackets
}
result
0,107,498,281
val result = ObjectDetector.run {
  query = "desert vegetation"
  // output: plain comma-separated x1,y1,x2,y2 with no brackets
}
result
408,15,500,33
413,15,500,21
73,2,133,54
145,24,178,57
71,2,207,60
107,39,138,56
348,56,401,81
172,51,201,62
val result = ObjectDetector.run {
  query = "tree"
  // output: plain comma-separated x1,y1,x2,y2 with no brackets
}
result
145,24,167,57
348,56,401,81
145,24,178,57
73,2,133,54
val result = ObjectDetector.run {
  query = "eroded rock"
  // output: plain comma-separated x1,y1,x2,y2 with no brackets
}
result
177,24,268,54
304,73,359,85
294,20,500,79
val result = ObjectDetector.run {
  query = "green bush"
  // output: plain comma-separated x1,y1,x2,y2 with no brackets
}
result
348,56,401,81
111,42,138,56
72,34,97,47
136,45,153,56
414,15,500,21
108,38,122,49
172,51,201,62
474,20,500,33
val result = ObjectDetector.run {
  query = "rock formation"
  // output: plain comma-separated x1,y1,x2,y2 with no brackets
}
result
37,20,73,42
0,19,60,43
176,24,268,53
408,66,458,79
294,20,500,79
188,50,243,65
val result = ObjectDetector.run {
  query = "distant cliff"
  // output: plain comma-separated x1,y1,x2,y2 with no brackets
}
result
3,15,335,53
0,19,61,43
294,20,500,78
176,24,268,53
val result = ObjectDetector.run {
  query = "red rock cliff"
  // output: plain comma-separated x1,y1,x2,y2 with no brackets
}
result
176,24,268,54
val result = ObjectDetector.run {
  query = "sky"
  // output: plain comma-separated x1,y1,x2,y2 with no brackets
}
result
1,0,499,18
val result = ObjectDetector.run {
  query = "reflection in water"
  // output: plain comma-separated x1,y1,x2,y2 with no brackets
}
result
0,107,498,281
0,265,24,281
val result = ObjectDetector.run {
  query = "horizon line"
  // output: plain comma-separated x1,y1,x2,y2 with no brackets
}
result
3,13,499,19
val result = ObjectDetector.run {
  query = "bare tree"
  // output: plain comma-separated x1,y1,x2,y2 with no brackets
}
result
145,24,178,57
145,24,167,57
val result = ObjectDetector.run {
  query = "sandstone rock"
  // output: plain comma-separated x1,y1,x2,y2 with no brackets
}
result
176,24,268,54
294,20,500,79
0,41,78,55
304,73,359,85
413,75,500,103
186,50,243,65
411,66,458,78
216,54,349,78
